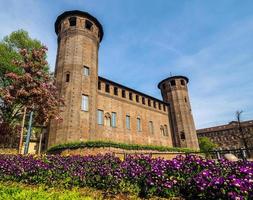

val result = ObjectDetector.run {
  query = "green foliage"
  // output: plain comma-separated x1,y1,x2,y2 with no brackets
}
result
47,140,196,153
198,137,217,152
0,30,44,86
0,182,96,200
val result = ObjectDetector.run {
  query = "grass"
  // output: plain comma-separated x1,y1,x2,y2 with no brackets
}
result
0,182,180,200
0,182,102,200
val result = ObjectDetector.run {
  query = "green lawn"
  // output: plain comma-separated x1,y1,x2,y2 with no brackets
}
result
0,182,100,200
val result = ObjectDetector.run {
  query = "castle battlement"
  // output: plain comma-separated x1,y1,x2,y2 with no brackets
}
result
48,10,199,150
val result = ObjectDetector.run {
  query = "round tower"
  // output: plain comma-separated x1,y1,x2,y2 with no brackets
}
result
158,76,199,150
48,10,103,147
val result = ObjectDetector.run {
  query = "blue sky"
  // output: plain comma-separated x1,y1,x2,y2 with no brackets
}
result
0,0,252,128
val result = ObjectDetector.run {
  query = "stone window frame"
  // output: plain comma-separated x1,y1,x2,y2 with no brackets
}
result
136,95,139,103
85,19,93,30
163,104,166,111
137,117,142,132
149,121,154,134
105,83,110,93
114,87,118,96
104,112,111,127
170,80,176,86
180,131,186,140
111,112,117,128
65,71,70,82
148,99,151,107
81,94,89,111
158,103,161,110
97,109,104,125
129,92,133,101
122,90,126,98
98,81,101,90
69,17,77,27
180,79,186,86
160,125,165,136
126,115,131,130
164,125,169,136
142,97,145,105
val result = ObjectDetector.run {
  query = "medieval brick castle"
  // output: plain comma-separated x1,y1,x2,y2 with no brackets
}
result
48,10,199,150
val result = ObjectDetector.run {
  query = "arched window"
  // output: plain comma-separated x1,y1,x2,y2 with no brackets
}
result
180,131,186,140
65,72,70,82
105,112,111,127
137,117,141,132
85,20,93,30
170,80,176,86
181,80,185,86
69,17,76,27
149,121,154,134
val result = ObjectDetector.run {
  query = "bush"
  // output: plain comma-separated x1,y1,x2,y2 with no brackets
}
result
47,140,195,154
199,137,217,157
0,154,252,199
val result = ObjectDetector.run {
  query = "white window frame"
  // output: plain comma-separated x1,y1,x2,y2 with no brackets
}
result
126,115,130,129
111,112,117,128
83,66,89,76
81,95,88,111
97,110,104,125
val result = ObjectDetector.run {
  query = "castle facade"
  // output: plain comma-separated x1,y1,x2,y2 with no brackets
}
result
48,10,199,150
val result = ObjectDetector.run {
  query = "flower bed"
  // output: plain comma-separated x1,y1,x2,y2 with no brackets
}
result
0,154,252,199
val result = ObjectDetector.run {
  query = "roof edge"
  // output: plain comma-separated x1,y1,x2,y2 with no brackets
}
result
98,76,168,105
158,76,189,89
54,10,104,42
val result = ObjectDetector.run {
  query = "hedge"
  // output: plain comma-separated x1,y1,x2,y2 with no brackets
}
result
47,140,196,154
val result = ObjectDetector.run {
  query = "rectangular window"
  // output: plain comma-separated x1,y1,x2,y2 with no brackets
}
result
83,66,89,76
81,95,88,111
159,103,161,110
129,92,132,100
149,121,154,134
136,95,139,102
137,118,141,132
98,81,101,90
153,101,156,108
111,112,116,127
97,110,104,125
114,87,118,96
126,115,130,129
148,99,151,106
122,90,126,98
142,97,145,105
105,84,110,93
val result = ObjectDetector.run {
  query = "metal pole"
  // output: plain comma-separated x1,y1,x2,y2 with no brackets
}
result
38,130,43,155
242,149,247,161
18,107,26,154
24,111,33,154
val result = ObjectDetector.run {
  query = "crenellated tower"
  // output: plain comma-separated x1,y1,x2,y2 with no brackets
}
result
48,10,103,147
158,76,199,150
